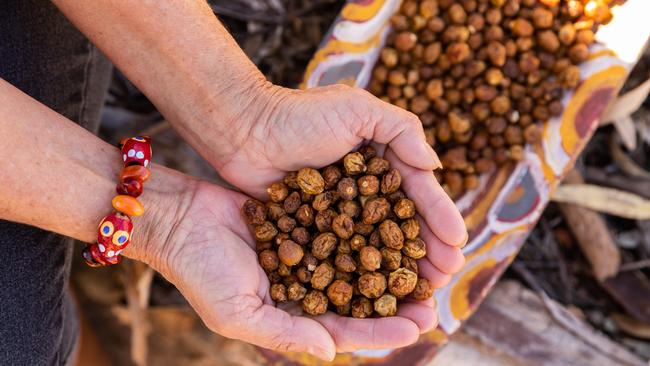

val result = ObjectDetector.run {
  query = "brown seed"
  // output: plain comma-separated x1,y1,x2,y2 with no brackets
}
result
302,253,318,272
242,199,267,225
374,294,397,317
297,168,325,195
358,272,387,298
532,7,554,28
490,95,511,115
366,157,391,175
362,197,391,224
379,220,405,250
254,221,277,242
523,124,543,144
312,232,338,260
395,31,418,51
559,23,577,45
278,240,304,266
448,110,471,134
351,297,374,318
394,198,416,219
402,238,427,259
412,278,434,300
446,42,471,64
295,204,315,227
278,263,292,277
267,182,289,203
538,30,560,52
388,268,418,297
569,43,589,63
277,215,297,233
327,280,353,306
401,218,420,240
311,262,335,290
337,177,359,201
270,284,288,303
343,152,367,175
256,241,272,253
283,171,300,189
291,227,310,246
448,3,467,24
359,246,382,271
321,165,342,189
359,145,377,161
266,202,285,221
381,47,399,68
287,282,307,301
336,200,359,219
357,175,380,196
350,233,368,250
283,192,301,214
259,250,279,272
337,239,351,255
302,290,328,315
296,266,312,283
274,233,290,247
312,191,337,211
332,214,355,239
381,247,403,271
335,253,357,273
558,65,581,88
381,169,402,194
424,42,442,64
315,208,337,232
402,257,419,275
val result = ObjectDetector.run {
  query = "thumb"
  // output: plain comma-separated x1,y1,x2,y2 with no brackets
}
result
242,302,336,360
355,90,441,170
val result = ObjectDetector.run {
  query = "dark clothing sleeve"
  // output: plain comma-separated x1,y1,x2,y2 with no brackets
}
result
0,0,113,364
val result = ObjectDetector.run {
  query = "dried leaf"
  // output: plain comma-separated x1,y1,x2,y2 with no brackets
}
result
609,135,650,179
612,313,650,339
601,78,650,126
552,184,650,220
613,115,637,150
557,171,620,281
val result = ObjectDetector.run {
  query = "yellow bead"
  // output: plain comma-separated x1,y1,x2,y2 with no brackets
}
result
112,195,144,217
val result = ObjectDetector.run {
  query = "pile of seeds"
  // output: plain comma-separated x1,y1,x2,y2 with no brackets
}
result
368,0,612,198
242,147,434,317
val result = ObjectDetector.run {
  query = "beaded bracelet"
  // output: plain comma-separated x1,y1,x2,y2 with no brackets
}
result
82,136,152,267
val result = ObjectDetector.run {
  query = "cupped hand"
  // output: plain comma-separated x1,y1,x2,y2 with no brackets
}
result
152,181,445,360
215,84,467,278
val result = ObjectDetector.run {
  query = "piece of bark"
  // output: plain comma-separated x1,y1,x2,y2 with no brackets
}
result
122,260,155,366
459,281,645,366
557,170,621,281
601,270,650,324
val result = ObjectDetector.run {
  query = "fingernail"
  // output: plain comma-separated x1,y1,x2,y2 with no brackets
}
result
459,233,469,248
428,146,443,170
309,346,336,361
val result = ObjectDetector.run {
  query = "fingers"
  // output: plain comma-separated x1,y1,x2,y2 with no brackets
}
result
396,302,438,334
384,150,468,247
314,312,420,353
418,257,453,289
418,216,466,274
245,303,337,361
416,257,453,289
355,89,441,171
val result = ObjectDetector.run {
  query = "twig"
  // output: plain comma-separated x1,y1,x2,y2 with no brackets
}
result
620,258,650,271
512,263,644,366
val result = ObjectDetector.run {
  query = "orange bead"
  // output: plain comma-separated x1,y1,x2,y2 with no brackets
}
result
112,195,144,216
120,165,150,183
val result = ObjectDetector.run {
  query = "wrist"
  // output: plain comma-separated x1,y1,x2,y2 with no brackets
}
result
122,167,197,279
171,72,287,169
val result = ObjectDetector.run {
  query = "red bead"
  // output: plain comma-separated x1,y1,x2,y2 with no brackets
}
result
94,212,133,262
121,136,152,167
116,178,143,197
120,165,150,183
